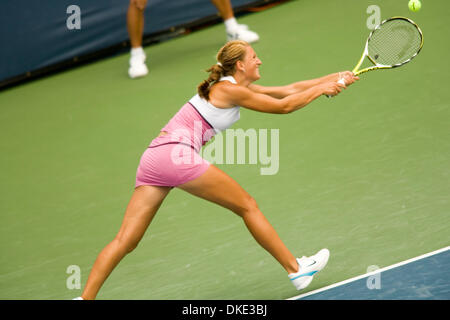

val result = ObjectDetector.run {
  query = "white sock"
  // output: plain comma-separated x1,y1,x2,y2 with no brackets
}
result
224,17,239,31
130,46,145,57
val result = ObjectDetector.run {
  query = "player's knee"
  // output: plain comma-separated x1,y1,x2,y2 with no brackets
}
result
125,241,139,254
239,195,259,217
114,236,140,254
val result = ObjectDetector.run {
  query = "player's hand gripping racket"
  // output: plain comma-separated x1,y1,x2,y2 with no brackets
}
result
328,16,423,97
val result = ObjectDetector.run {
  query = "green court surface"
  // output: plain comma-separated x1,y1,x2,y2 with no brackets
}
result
0,0,449,300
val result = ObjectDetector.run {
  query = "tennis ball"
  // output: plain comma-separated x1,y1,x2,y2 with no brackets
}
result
408,0,421,12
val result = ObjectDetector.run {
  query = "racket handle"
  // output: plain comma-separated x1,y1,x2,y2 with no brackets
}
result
326,78,346,98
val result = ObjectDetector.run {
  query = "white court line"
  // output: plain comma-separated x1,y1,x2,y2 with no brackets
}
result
287,246,450,300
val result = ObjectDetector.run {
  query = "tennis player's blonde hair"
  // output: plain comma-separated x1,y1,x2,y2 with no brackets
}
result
198,40,249,100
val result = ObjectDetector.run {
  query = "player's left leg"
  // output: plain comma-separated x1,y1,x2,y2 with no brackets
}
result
80,185,171,299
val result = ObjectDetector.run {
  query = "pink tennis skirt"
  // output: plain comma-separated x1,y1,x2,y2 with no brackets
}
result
135,141,210,188
135,102,215,188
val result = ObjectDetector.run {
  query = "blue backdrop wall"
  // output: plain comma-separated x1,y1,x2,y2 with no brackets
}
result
0,0,260,84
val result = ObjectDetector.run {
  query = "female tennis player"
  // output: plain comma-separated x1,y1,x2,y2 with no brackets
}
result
75,40,359,300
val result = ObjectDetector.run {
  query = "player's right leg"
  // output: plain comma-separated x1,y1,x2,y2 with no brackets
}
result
177,164,330,290
177,164,299,274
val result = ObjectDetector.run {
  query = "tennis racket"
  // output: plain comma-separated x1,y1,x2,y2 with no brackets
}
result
352,16,423,75
328,16,424,97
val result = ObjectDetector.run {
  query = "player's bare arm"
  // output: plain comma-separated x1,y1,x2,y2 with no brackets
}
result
211,81,345,114
248,72,358,99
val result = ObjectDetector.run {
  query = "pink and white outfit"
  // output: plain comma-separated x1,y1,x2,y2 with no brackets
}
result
135,76,240,188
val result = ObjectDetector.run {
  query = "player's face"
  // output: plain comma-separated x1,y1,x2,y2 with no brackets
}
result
243,46,262,82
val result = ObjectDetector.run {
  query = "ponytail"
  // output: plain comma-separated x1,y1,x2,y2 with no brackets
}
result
197,40,249,100
197,64,223,100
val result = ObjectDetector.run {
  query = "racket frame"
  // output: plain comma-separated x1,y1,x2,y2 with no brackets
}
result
353,16,424,76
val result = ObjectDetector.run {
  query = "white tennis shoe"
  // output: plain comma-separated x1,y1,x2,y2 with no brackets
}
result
288,248,330,290
226,25,259,43
128,51,148,79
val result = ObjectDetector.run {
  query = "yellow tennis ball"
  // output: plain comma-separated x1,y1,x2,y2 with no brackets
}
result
408,0,422,12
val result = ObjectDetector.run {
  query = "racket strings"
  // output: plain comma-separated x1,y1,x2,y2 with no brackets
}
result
368,19,422,66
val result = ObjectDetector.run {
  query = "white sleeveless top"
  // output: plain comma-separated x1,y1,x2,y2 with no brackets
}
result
189,76,240,133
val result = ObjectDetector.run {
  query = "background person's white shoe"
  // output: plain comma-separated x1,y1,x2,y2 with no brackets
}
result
237,23,249,30
226,25,259,43
128,55,148,79
288,248,330,290
128,48,148,79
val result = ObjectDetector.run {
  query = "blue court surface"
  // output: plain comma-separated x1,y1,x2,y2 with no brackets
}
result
289,247,450,300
